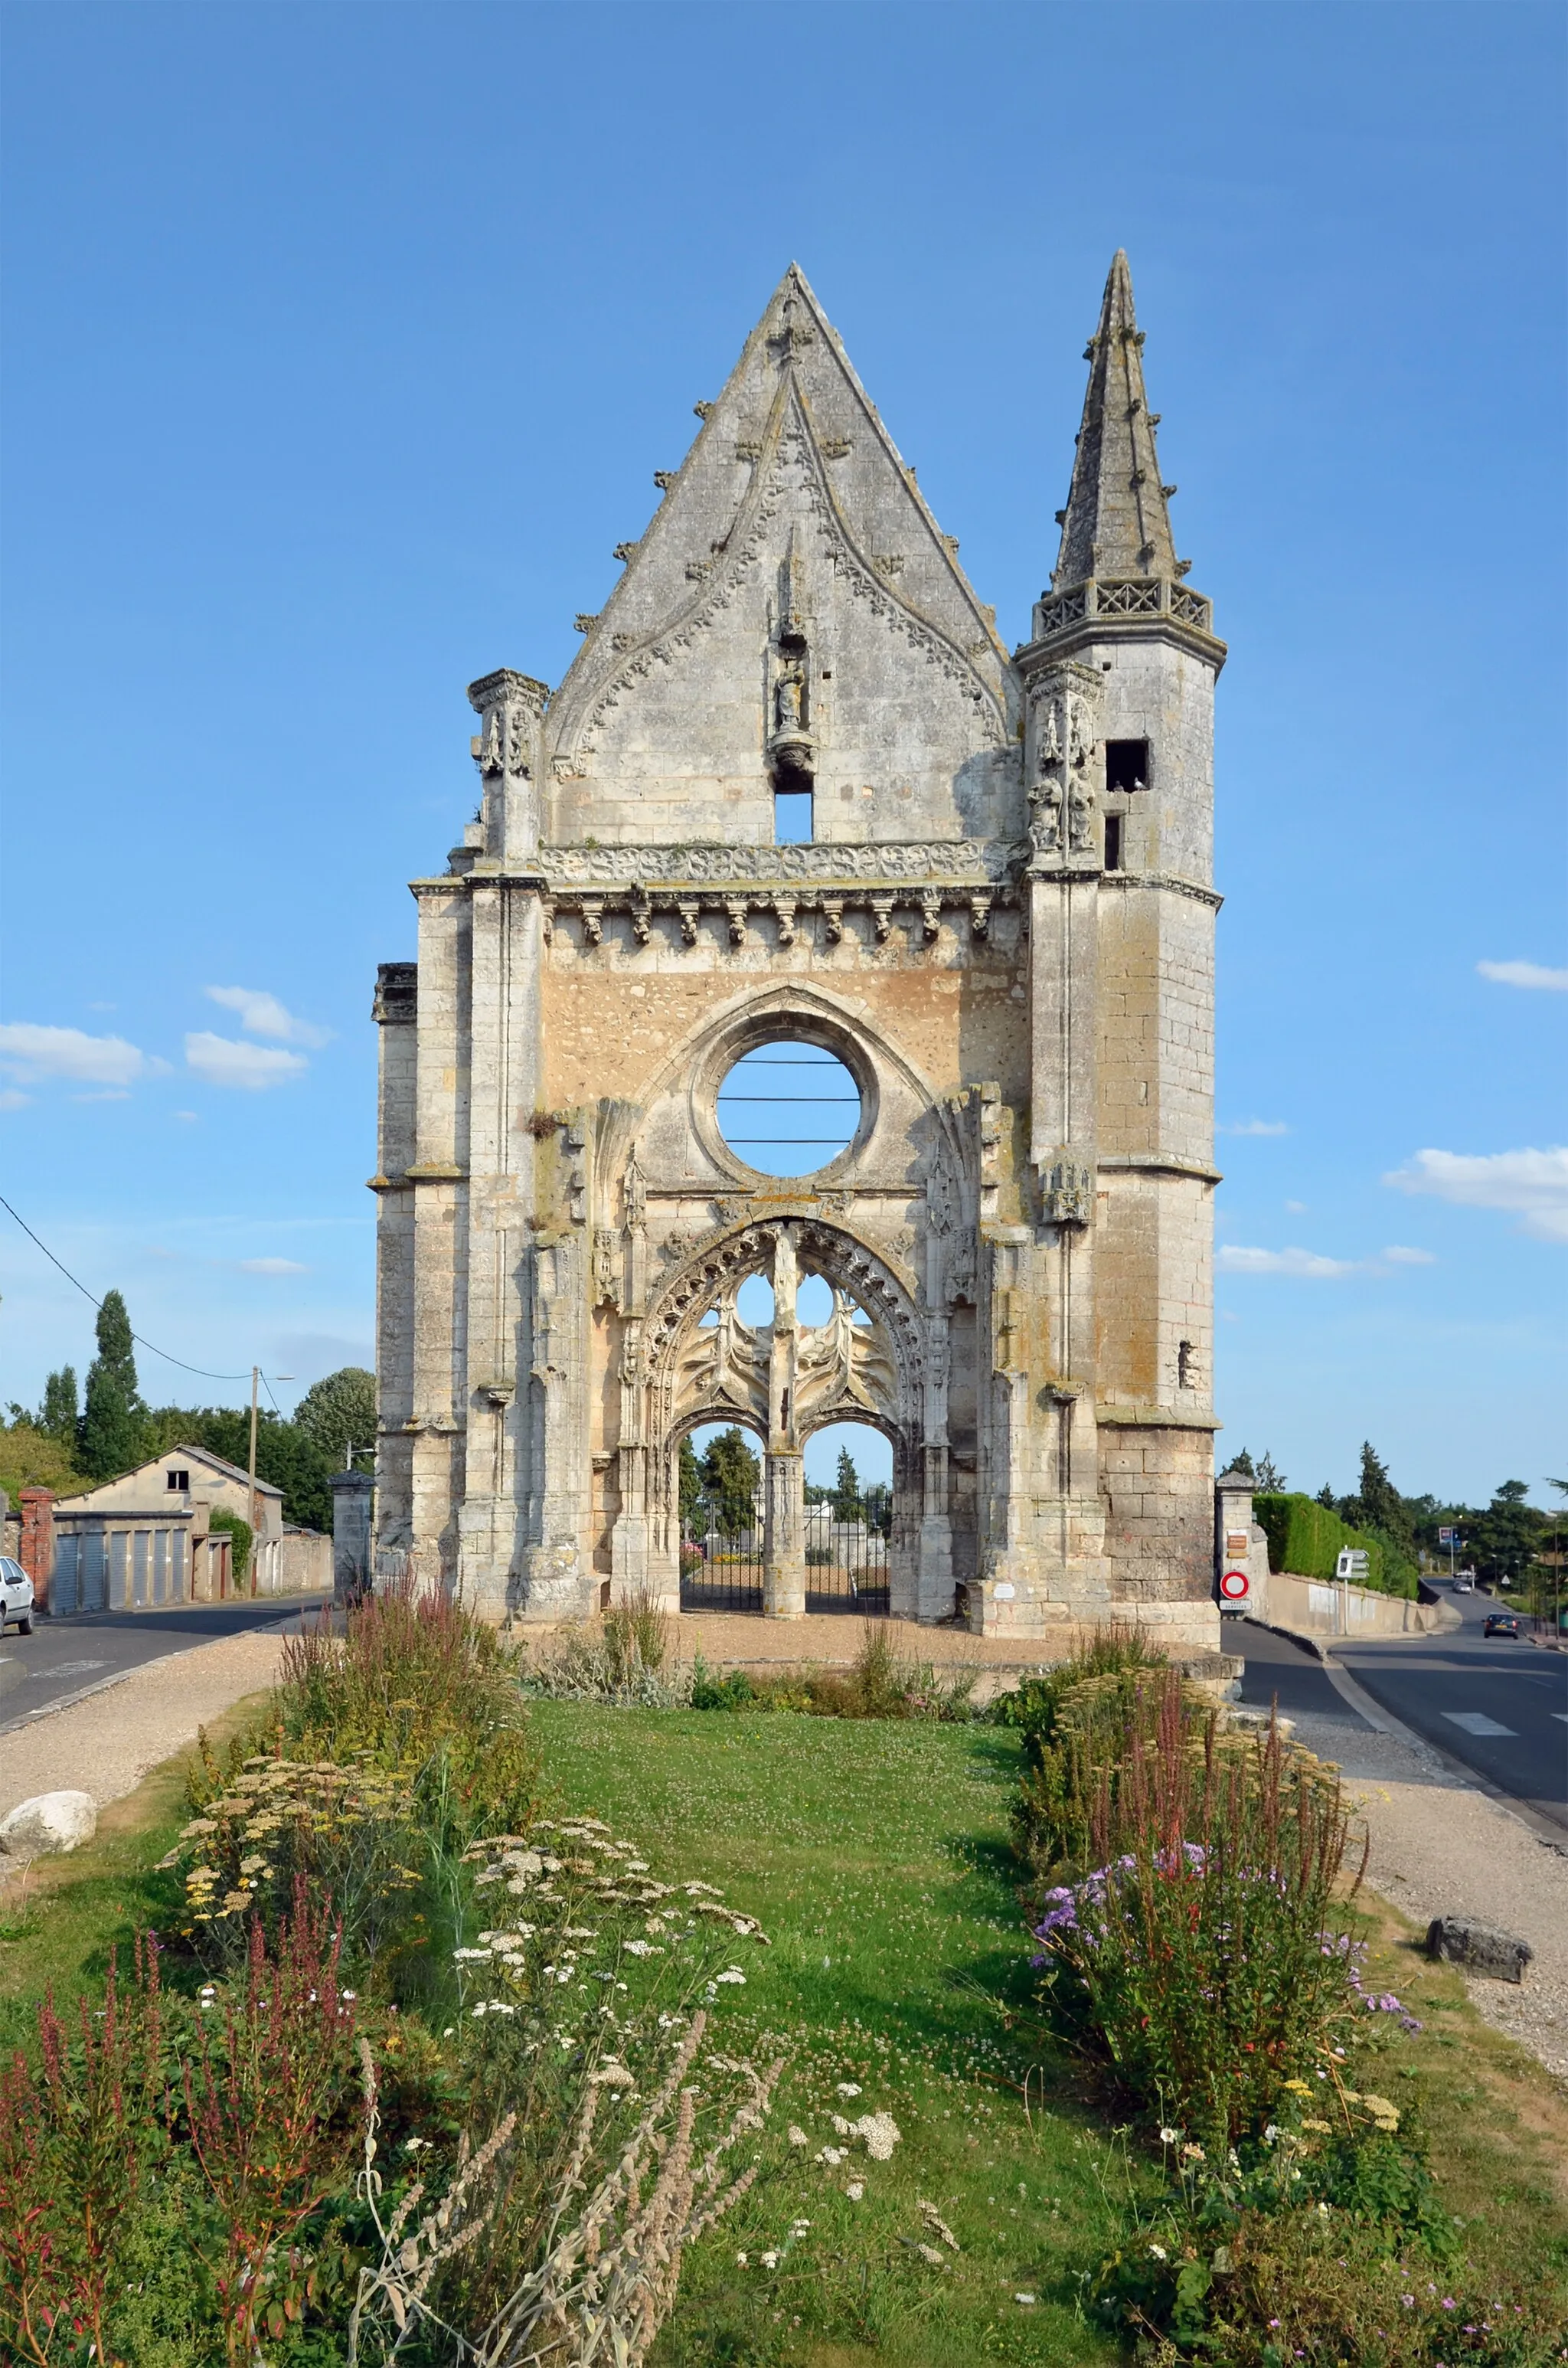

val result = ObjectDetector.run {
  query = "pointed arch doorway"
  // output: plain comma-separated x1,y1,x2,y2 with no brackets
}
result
645,1218,917,1619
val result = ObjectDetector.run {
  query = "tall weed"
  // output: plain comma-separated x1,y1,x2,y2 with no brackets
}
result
1030,1680,1371,2147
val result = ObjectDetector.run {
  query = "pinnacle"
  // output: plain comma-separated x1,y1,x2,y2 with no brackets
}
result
1052,251,1181,588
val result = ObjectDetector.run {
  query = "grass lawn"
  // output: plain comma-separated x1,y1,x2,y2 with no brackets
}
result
3,1688,1564,2366
530,1702,1155,2366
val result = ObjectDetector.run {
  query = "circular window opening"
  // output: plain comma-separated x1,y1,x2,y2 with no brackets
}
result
716,1041,861,1176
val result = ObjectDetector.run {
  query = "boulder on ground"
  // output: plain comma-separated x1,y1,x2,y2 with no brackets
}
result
1426,1914,1534,1984
0,1790,97,1859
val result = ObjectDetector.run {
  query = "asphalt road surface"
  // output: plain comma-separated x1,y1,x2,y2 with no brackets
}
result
1338,1585,1568,1831
0,1596,328,1738
1235,1590,1568,1834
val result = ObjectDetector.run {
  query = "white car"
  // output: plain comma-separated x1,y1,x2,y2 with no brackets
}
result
0,1556,34,1634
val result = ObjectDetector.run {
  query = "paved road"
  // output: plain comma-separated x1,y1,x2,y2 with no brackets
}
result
0,1596,328,1737
1337,1587,1568,1832
1234,1592,1568,1834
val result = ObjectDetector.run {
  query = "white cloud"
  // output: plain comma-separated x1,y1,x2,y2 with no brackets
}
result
205,986,332,1048
1216,1244,1357,1278
1285,1199,1307,1214
173,1110,198,1123
0,1088,32,1110
0,1021,156,1087
1477,960,1568,993
1384,1146,1568,1244
1383,1245,1437,1266
1219,1119,1289,1137
237,1257,310,1276
185,1032,309,1091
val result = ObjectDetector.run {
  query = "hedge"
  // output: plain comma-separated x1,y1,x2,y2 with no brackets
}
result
1253,1493,1418,1600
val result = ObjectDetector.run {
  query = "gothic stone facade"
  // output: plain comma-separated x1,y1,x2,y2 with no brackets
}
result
373,255,1226,1648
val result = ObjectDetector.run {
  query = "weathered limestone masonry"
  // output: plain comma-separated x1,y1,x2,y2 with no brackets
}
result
373,254,1226,1650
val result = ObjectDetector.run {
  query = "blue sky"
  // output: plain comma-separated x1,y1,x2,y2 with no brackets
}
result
1,1,1563,1505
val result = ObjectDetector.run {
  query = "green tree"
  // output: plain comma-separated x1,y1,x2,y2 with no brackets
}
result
1468,1480,1542,1588
40,1366,78,1446
77,1291,149,1480
293,1367,377,1471
678,1436,703,1532
143,1405,335,1531
832,1447,863,1524
698,1428,761,1535
1253,1451,1288,1494
1315,1483,1338,1509
0,1420,86,1503
1349,1441,1412,1548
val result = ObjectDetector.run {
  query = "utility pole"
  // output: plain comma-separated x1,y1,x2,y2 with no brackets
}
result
247,1366,260,1597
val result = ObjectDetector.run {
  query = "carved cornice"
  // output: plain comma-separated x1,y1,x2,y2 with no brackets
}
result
1098,1153,1222,1184
536,838,1025,888
1096,1403,1222,1432
1080,866,1231,909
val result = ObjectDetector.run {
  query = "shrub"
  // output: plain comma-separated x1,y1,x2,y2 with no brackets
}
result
991,1623,1170,1754
1091,2193,1566,2366
685,1627,979,1722
1254,1492,1418,1599
1029,1679,1373,2148
207,1505,253,1587
0,1905,364,2368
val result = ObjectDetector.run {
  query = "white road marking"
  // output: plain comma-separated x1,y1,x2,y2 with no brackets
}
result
1553,1713,1568,1725
1442,1710,1517,1737
42,1659,108,1678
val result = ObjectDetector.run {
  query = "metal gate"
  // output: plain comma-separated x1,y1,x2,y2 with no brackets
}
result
679,1523,764,1613
804,1506,890,1617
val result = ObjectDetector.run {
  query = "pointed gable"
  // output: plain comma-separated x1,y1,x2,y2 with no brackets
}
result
545,267,1021,850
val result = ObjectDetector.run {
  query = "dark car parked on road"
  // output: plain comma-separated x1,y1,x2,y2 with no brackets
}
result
1482,1613,1522,1640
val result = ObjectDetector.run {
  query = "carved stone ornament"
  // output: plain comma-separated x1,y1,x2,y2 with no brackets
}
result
1028,775,1064,855
1067,776,1097,855
592,1228,620,1307
541,839,1025,888
1041,1156,1095,1226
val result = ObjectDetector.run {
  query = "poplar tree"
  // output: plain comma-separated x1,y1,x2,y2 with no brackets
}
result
40,1366,78,1444
77,1291,148,1480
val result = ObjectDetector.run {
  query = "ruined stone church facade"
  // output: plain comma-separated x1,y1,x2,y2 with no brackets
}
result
372,254,1225,1647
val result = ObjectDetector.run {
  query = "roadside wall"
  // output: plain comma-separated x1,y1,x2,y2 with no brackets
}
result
1261,1565,1459,1640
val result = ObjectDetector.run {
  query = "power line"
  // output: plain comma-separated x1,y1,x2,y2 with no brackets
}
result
0,1192,257,1383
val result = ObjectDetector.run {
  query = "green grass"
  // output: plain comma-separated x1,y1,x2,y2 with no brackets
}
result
0,1687,272,2052
7,1690,1565,2366
530,1702,1139,2366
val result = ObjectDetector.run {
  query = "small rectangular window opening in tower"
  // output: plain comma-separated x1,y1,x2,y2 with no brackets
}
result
774,785,814,843
1106,738,1151,794
1178,1340,1197,1390
1104,814,1123,871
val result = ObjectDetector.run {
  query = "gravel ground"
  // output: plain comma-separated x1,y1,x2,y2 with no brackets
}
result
0,1628,288,1824
1290,1704,1568,2082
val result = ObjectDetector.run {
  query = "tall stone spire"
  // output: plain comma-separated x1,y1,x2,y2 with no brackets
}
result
1052,251,1181,589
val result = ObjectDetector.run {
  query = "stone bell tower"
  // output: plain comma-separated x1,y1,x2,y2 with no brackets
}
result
371,252,1225,1651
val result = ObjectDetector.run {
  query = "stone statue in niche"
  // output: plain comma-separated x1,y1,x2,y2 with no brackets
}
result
775,666,806,738
623,1153,647,1228
1067,776,1097,855
1028,774,1063,854
1067,696,1095,769
474,710,505,777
